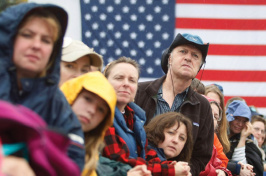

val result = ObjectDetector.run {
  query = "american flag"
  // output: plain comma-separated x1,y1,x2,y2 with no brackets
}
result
80,0,266,115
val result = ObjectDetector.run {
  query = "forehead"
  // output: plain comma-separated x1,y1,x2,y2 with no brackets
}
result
252,121,265,128
79,89,107,106
110,63,138,76
173,44,202,53
234,116,249,121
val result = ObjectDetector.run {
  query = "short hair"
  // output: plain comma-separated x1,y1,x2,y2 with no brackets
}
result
145,112,193,162
251,115,266,126
103,56,140,78
191,78,205,94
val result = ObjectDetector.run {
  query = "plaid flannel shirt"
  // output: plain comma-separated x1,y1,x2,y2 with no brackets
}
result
103,127,175,176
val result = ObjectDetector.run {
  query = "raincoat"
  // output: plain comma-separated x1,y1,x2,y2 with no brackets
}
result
0,3,85,171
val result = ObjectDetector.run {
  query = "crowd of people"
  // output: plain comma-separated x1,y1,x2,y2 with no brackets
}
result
0,2,265,176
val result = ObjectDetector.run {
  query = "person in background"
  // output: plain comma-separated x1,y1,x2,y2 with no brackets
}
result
59,37,103,87
205,85,230,154
61,71,151,176
190,78,205,94
226,100,263,175
145,112,193,176
225,97,245,109
135,33,213,175
103,56,187,175
200,95,232,176
0,3,85,171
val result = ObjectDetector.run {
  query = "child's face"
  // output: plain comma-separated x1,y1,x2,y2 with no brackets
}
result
72,90,109,132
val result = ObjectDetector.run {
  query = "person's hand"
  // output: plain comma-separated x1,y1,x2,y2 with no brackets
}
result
1,156,35,176
241,122,253,138
127,165,151,176
216,169,226,176
238,162,255,176
174,161,191,176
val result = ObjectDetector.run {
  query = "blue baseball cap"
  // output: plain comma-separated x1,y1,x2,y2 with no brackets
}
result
161,33,209,74
226,100,251,122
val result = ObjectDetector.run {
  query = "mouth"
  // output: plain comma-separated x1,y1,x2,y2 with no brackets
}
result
118,91,130,95
26,55,40,61
168,146,176,151
79,116,90,124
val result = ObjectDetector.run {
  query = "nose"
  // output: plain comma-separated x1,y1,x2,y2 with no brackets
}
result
88,102,97,114
184,53,192,62
32,37,41,49
71,70,83,79
122,79,129,87
172,135,179,144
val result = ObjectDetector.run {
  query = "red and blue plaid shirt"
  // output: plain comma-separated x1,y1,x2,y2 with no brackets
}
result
103,106,175,176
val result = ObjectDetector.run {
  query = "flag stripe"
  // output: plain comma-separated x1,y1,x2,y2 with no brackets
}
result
176,18,266,30
197,70,266,82
204,56,266,70
176,4,266,19
174,29,266,45
208,44,266,56
176,0,266,5
224,96,266,107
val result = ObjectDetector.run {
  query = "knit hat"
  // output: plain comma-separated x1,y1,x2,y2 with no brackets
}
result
226,100,251,122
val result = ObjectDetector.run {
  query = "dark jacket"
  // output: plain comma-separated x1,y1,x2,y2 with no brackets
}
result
135,75,214,176
0,3,85,171
226,134,263,176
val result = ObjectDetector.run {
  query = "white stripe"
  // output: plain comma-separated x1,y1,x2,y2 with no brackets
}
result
176,4,266,19
202,81,266,96
205,56,266,70
174,29,266,45
257,108,266,115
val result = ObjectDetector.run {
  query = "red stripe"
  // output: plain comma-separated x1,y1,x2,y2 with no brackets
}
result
225,96,266,107
176,18,266,30
196,70,266,82
176,0,266,5
208,44,266,56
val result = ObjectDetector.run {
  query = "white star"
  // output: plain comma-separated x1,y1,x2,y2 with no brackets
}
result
114,0,121,4
146,14,153,21
123,23,130,31
138,41,145,48
130,14,137,21
139,58,146,65
162,0,169,4
92,23,99,30
147,67,154,74
115,48,122,55
122,6,130,13
107,40,114,46
154,24,161,31
138,24,145,31
84,0,90,4
100,14,107,21
162,14,169,22
146,0,153,5
107,6,114,13
115,15,122,21
84,14,91,20
154,41,161,48
146,49,153,56
130,32,137,39
130,50,137,56
138,6,145,13
130,0,137,4
107,23,114,30
146,33,153,40
154,6,161,13
91,6,98,12
115,32,122,39
122,41,129,47
99,31,106,38
100,48,106,55
155,58,161,65
85,31,91,38
108,57,114,63
92,40,99,46
99,0,105,4
162,33,169,40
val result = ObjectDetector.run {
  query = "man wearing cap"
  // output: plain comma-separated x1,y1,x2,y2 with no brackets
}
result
135,33,214,175
59,37,103,87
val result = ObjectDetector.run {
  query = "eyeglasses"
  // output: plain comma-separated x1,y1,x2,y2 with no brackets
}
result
213,114,222,122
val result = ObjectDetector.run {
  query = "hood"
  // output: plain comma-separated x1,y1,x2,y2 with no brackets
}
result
0,2,68,84
226,100,251,122
60,71,117,129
